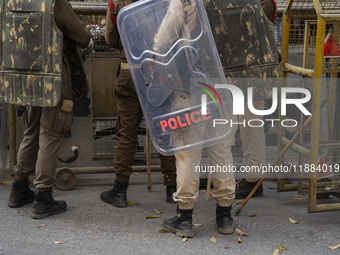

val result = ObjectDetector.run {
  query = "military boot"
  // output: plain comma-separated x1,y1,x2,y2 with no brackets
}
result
166,185,176,203
31,189,67,219
235,178,263,199
216,205,234,235
163,207,194,238
100,179,128,207
8,179,35,208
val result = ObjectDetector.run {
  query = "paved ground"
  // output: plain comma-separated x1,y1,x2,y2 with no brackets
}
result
1,165,340,255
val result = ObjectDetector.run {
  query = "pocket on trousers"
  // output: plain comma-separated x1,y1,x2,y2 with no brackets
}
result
52,109,73,134
22,107,29,128
114,69,131,97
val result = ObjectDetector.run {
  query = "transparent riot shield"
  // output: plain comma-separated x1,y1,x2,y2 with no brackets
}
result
118,0,237,155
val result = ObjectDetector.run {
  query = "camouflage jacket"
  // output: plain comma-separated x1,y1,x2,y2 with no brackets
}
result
204,0,279,101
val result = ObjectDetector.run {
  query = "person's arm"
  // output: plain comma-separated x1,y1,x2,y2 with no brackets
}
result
105,4,120,49
54,0,92,48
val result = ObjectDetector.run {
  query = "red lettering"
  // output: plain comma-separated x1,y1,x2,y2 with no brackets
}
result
160,120,168,132
177,116,187,128
168,118,178,130
185,113,191,125
201,107,212,121
191,111,201,124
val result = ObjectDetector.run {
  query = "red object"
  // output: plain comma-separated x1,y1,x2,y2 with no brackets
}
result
109,0,117,27
317,157,334,179
271,0,277,21
324,34,340,56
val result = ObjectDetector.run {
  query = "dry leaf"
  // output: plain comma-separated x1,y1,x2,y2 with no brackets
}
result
233,200,243,205
272,248,281,255
158,229,169,233
38,224,47,228
328,244,340,250
53,190,62,193
144,215,158,219
279,243,288,251
238,237,242,243
127,201,138,206
54,241,66,244
289,218,299,224
183,237,188,242
17,209,26,213
133,172,139,175
160,176,164,180
224,247,229,249
210,237,217,243
236,228,248,236
250,213,258,217
193,223,202,227
153,210,162,214
201,190,206,193
293,198,303,200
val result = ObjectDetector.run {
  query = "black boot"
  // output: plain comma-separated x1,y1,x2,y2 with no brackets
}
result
31,189,67,219
100,179,128,207
163,207,194,237
8,179,34,208
235,178,263,199
166,185,176,204
216,205,234,235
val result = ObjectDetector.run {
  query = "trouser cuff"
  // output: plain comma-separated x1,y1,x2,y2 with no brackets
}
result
115,173,130,183
216,199,232,207
178,202,195,210
163,174,176,186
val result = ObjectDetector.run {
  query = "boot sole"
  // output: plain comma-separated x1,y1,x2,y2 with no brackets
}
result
100,197,127,207
8,198,34,208
163,222,194,238
31,206,67,219
217,222,235,235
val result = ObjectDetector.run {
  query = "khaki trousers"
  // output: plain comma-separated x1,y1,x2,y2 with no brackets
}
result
174,139,235,209
238,100,265,182
113,69,176,185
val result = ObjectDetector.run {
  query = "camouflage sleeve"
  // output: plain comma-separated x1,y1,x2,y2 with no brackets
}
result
54,0,92,48
105,4,120,49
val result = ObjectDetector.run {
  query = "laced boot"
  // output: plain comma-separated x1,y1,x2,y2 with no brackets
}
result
163,207,194,237
166,185,176,203
216,205,234,234
100,179,128,207
8,179,34,208
31,189,67,219
235,178,263,199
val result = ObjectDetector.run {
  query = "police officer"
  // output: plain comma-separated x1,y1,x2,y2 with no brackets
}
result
100,0,177,207
7,0,92,219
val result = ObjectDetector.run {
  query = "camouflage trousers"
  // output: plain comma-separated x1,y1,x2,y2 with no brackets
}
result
173,139,235,209
238,100,265,182
113,68,176,186
14,102,73,189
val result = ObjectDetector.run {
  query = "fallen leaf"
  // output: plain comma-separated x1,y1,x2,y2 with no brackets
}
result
233,200,243,205
289,218,299,224
53,190,62,193
250,213,258,217
153,210,162,214
238,237,242,243
17,209,26,213
54,241,66,244
293,198,303,200
210,237,217,243
133,172,139,175
193,223,202,227
160,176,164,180
279,243,288,251
236,228,248,236
201,190,206,193
272,248,281,255
38,224,47,228
144,215,158,219
328,244,340,250
224,247,229,249
158,229,169,233
183,237,188,242
127,201,138,206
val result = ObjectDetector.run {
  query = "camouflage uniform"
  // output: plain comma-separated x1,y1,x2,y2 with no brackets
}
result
12,0,92,189
105,1,177,187
205,0,279,183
